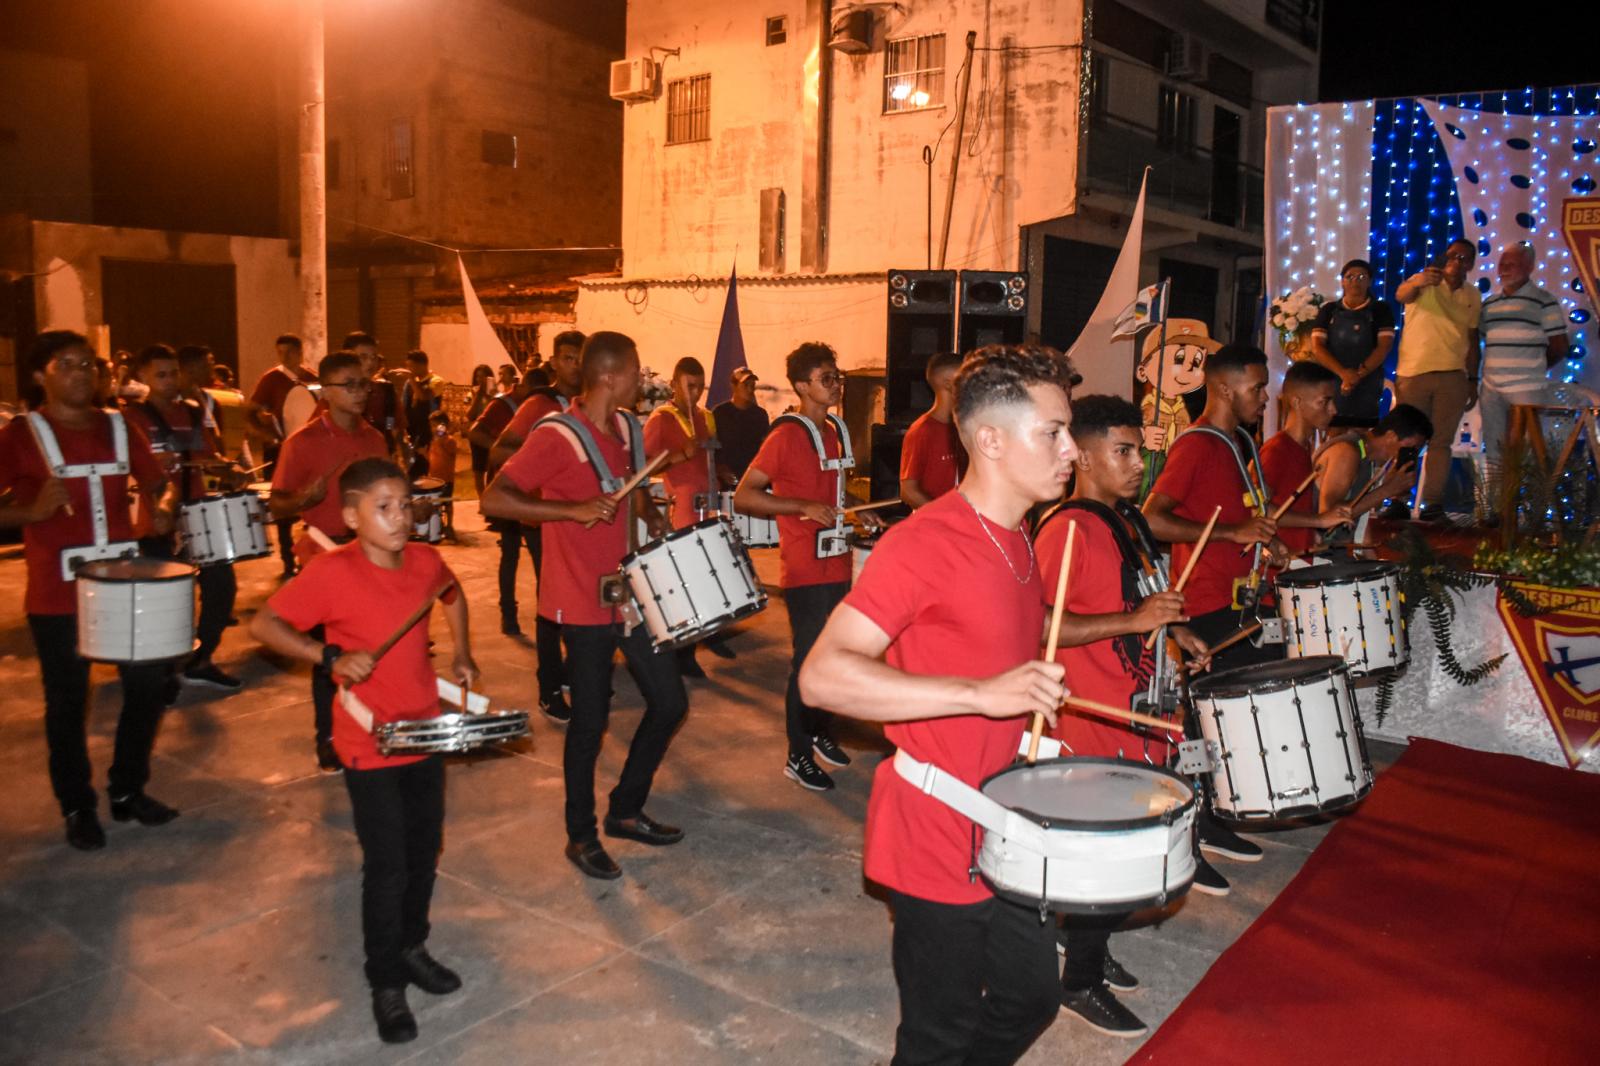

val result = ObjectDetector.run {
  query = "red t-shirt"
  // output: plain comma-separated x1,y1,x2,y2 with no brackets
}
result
0,410,167,615
470,395,519,473
250,364,317,422
1037,509,1171,763
644,404,714,530
427,435,457,482
899,411,964,502
271,414,389,538
1151,420,1259,615
1259,431,1316,556
846,491,1046,904
749,417,851,588
505,392,569,441
268,542,459,771
498,408,636,626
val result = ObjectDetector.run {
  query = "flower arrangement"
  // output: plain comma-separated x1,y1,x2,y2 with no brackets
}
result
1268,286,1328,350
636,367,673,414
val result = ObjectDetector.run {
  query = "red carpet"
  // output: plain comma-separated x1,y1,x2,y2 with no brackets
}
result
1131,739,1600,1066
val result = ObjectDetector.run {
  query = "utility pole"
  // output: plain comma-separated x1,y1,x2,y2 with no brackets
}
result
299,0,328,365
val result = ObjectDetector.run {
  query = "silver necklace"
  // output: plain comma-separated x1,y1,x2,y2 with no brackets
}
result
959,490,1035,584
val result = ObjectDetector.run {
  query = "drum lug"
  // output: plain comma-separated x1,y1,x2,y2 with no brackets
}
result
1176,739,1216,776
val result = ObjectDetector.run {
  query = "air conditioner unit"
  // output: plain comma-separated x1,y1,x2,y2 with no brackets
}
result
829,10,873,55
609,57,658,102
1163,34,1208,80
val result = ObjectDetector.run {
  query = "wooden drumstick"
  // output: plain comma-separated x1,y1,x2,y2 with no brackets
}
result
608,451,671,505
1270,466,1322,522
371,579,457,663
1027,520,1076,764
1204,620,1261,659
1062,696,1186,736
843,498,900,515
1145,505,1220,649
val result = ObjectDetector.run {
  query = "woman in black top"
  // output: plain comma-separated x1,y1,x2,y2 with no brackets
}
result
1306,258,1396,426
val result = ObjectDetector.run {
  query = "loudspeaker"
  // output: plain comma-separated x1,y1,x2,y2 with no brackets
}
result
869,421,911,519
885,269,955,423
957,270,1028,354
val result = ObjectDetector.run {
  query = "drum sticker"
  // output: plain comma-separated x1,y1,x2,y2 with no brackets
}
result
1496,583,1600,769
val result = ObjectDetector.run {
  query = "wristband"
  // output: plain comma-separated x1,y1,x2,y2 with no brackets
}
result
321,643,344,673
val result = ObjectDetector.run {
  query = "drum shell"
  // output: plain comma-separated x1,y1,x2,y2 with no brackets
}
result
410,479,447,543
374,709,530,755
1276,561,1409,678
178,492,270,565
1189,656,1373,821
75,558,197,663
717,491,778,548
620,518,767,648
977,758,1197,914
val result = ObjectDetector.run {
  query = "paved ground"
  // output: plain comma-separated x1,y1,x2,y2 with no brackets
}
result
0,502,1400,1065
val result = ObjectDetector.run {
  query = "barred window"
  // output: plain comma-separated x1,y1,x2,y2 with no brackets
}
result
766,15,787,46
666,74,711,145
1157,85,1197,156
386,119,414,200
884,33,945,114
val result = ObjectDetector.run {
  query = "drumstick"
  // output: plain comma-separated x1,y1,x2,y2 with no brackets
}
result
1145,505,1220,650
1027,520,1076,764
608,451,671,504
842,498,900,516
305,526,338,552
1062,696,1185,736
371,579,457,663
1204,620,1261,659
1270,466,1322,522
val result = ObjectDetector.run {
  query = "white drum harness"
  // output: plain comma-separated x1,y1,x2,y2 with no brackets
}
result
769,412,855,559
25,412,140,580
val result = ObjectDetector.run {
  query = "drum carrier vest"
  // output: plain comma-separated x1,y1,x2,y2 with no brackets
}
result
770,412,854,559
26,411,140,580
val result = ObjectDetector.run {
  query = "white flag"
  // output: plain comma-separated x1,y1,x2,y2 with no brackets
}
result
1066,170,1150,398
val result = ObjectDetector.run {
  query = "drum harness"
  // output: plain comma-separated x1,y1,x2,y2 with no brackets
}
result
25,411,140,580
769,412,854,559
657,401,724,521
135,399,207,504
1175,423,1272,612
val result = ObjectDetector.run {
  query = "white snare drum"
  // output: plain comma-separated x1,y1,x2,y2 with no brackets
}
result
978,759,1197,914
849,531,879,585
1276,561,1408,678
717,491,778,548
620,517,767,648
281,383,320,434
410,477,447,543
374,709,530,755
1189,655,1373,821
75,558,197,663
178,492,270,565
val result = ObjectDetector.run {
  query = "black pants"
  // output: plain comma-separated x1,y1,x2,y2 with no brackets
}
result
343,755,444,989
1189,605,1281,673
562,622,687,843
497,522,565,701
264,445,296,570
784,581,848,757
1058,912,1126,992
27,613,168,816
310,623,334,743
888,890,1059,1066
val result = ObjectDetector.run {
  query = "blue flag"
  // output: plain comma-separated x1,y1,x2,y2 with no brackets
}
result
706,265,747,406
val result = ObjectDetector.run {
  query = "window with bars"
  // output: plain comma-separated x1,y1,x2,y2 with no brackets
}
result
666,75,711,145
1156,85,1197,156
883,33,945,113
766,15,787,45
386,118,414,200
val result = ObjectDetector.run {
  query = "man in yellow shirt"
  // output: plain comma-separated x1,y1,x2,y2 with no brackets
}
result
1392,239,1481,521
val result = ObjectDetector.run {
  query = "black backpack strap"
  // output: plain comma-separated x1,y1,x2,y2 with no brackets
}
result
1036,498,1143,574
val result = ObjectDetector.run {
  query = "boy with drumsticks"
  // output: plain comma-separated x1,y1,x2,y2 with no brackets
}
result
251,457,477,1045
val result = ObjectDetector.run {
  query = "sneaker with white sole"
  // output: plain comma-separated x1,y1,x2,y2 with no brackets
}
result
1199,815,1263,862
785,752,835,791
1190,854,1231,896
1102,954,1139,992
812,734,851,767
1059,984,1147,1038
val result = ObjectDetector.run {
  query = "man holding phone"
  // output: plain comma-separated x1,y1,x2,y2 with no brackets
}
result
1392,239,1482,522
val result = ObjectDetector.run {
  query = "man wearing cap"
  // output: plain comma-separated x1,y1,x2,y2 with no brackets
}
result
712,367,770,483
1135,319,1219,454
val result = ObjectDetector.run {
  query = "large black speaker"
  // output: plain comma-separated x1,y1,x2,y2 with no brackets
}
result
868,421,910,519
957,269,1028,354
885,269,955,423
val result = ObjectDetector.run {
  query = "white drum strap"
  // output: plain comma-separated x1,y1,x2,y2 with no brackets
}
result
891,749,1051,855
26,411,129,550
773,414,853,540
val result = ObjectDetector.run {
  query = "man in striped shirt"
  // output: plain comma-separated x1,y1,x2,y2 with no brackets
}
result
1479,242,1569,468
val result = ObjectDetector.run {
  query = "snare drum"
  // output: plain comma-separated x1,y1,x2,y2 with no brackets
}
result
978,758,1197,914
247,481,273,502
1188,655,1373,821
374,709,530,755
75,558,197,663
1275,561,1408,678
178,492,270,565
410,477,447,543
716,491,778,548
620,517,767,648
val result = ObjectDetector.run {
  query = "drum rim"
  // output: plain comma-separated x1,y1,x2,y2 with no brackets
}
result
619,516,739,567
980,756,1197,831
651,593,768,649
76,559,199,582
410,477,448,493
1190,654,1349,699
983,874,1196,916
181,490,260,505
1275,561,1400,588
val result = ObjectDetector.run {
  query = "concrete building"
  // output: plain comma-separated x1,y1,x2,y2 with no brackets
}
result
577,0,1320,407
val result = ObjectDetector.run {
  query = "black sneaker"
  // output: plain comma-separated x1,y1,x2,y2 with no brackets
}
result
371,986,417,1044
1103,954,1140,992
500,615,523,637
1199,816,1264,862
541,690,572,726
316,738,343,774
109,791,179,826
400,944,462,995
784,752,835,792
65,809,106,851
182,662,243,691
1059,984,1147,1038
1190,855,1231,896
812,734,851,768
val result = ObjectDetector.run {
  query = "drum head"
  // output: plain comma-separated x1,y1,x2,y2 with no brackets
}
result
1276,560,1399,588
620,516,734,565
1191,655,1348,699
79,558,198,582
981,758,1194,830
411,477,447,494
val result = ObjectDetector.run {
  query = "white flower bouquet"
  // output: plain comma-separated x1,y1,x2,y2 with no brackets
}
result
1268,286,1328,350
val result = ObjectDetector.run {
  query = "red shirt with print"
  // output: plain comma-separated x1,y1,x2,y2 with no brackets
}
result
497,408,636,626
644,403,715,529
899,411,964,501
749,417,850,588
1151,420,1259,615
268,542,459,771
846,491,1045,904
1037,509,1171,763
1259,431,1316,556
271,414,389,539
0,410,167,615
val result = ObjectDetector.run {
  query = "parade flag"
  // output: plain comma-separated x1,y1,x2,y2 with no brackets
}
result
1067,168,1150,397
456,255,512,380
1561,197,1600,320
706,264,748,406
1110,281,1168,341
1496,583,1600,769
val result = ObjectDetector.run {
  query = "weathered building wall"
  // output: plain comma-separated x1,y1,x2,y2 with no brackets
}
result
0,50,92,225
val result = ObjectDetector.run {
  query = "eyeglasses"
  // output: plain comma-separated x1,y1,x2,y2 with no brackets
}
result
51,357,100,375
811,372,843,387
325,379,373,392
1342,271,1371,281
1445,252,1473,263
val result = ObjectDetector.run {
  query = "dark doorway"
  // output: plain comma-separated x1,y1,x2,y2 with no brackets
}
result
1233,264,1263,347
1210,106,1242,228
1158,257,1219,326
101,259,238,374
1038,236,1119,351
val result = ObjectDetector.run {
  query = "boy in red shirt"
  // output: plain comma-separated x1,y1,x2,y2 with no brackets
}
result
481,331,689,882
899,350,967,508
735,342,882,792
252,457,476,1045
269,351,390,772
799,344,1076,1066
1258,361,1353,557
0,331,180,850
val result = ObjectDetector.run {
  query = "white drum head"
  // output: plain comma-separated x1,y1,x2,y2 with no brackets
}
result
983,759,1194,826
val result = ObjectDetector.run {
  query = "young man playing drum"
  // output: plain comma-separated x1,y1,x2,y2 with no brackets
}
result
270,351,390,773
735,342,882,792
481,331,689,882
1258,361,1354,558
799,344,1075,1066
0,331,180,850
252,457,476,1045
899,350,967,509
